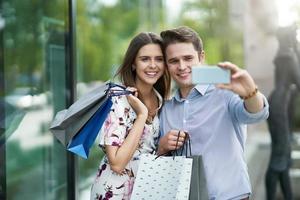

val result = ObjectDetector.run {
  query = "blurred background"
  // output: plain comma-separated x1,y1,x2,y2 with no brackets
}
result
0,0,300,199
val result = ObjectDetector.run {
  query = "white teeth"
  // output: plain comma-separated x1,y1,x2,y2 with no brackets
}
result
146,72,157,76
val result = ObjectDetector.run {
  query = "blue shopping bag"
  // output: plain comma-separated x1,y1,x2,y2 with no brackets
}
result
66,83,132,159
67,97,112,159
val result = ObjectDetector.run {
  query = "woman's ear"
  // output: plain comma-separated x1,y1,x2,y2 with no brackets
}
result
132,65,136,71
198,50,205,64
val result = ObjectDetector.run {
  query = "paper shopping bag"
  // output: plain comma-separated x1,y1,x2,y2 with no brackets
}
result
51,96,108,147
66,97,113,159
50,82,130,146
50,82,109,146
130,154,193,200
173,131,209,200
188,155,209,200
66,83,133,159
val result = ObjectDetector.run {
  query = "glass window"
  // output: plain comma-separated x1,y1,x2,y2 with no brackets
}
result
2,1,70,199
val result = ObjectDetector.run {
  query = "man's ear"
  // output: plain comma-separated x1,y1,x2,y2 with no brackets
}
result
198,51,205,63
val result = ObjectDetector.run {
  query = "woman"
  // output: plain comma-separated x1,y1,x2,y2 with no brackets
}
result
90,32,170,200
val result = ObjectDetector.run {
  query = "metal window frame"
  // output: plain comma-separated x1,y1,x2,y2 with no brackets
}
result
0,0,6,197
66,0,77,199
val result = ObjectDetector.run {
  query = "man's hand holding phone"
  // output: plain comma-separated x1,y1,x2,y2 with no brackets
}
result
216,62,264,113
192,62,260,102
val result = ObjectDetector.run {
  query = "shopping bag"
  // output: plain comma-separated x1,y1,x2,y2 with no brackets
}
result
65,83,133,159
50,82,110,146
188,155,209,200
50,82,129,146
66,97,113,159
50,96,108,146
177,132,209,200
130,154,193,200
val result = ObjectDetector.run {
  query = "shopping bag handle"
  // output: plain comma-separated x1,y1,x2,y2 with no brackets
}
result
106,82,134,97
109,89,133,97
155,131,192,160
107,82,126,90
173,131,192,158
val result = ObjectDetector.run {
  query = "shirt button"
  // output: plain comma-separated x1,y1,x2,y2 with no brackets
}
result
183,119,186,123
185,100,189,104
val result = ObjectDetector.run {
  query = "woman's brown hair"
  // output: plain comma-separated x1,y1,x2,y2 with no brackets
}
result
115,32,171,99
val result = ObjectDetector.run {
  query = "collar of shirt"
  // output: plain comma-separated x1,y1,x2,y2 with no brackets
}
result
173,84,213,102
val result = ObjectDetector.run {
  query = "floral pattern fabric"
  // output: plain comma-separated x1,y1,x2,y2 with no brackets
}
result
90,90,162,200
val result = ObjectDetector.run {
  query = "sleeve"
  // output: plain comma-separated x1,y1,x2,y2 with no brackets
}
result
99,96,128,147
228,92,269,124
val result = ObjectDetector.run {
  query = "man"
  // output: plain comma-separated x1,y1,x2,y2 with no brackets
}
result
157,26,269,200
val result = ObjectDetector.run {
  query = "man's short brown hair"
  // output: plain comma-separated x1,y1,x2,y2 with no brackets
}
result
160,26,203,53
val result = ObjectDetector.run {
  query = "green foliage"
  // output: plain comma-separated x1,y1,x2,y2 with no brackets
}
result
203,38,221,64
77,0,140,82
3,0,66,92
179,0,244,67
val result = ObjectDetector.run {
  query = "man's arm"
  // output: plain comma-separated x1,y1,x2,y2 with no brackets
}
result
243,91,264,113
216,62,265,113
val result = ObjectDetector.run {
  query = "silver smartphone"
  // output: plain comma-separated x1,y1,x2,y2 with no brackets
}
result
192,65,231,84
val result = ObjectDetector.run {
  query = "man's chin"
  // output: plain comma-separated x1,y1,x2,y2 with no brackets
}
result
176,81,193,89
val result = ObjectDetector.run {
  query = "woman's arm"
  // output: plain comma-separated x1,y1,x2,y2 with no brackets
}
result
105,92,148,174
106,114,147,174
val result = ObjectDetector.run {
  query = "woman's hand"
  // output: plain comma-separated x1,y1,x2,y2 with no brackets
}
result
126,87,148,119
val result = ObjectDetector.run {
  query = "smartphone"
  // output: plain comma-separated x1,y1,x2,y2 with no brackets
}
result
192,65,231,84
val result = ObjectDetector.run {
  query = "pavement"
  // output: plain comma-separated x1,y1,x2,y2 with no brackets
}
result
246,122,300,200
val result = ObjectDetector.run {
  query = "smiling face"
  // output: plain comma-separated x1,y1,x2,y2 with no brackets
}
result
165,42,204,90
134,43,165,87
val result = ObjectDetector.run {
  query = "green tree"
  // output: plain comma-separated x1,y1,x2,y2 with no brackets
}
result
3,0,66,92
77,0,141,82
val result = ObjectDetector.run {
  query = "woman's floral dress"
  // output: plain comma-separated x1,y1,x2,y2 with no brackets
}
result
90,89,162,200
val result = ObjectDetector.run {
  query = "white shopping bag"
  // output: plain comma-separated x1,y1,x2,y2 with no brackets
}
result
131,154,193,200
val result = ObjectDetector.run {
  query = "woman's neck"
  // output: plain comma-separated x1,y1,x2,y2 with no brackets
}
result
137,85,154,101
135,82,158,124
135,80,154,101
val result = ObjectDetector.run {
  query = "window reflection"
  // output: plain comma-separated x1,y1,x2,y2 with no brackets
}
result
5,87,48,110
3,0,69,199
